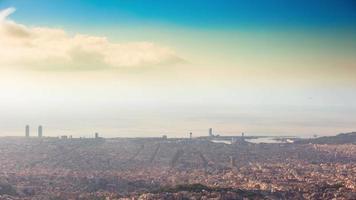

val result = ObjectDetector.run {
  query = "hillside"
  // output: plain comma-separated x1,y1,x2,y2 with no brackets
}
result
295,132,356,144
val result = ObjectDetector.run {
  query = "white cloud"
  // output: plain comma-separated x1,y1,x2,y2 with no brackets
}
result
0,7,183,70
0,7,15,21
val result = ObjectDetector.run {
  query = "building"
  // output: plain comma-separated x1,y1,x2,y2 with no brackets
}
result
209,128,213,137
95,132,99,139
25,125,30,137
189,132,192,139
38,125,43,138
241,132,246,142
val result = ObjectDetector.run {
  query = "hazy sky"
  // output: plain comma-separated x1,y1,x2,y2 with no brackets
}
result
0,0,356,137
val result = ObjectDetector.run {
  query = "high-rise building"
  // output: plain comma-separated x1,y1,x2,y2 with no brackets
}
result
189,132,192,139
209,128,213,137
25,125,30,137
95,132,99,139
38,125,43,138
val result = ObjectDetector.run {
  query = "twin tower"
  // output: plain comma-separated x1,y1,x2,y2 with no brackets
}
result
25,125,43,138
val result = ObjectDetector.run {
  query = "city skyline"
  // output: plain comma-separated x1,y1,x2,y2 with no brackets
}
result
0,2,355,199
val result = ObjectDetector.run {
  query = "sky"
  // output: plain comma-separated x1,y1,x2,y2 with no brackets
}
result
0,0,356,137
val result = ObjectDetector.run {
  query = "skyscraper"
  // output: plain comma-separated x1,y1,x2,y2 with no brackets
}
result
38,125,43,138
189,132,192,139
95,132,99,139
25,125,30,137
209,128,213,137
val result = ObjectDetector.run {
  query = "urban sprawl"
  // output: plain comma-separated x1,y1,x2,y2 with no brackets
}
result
0,127,355,200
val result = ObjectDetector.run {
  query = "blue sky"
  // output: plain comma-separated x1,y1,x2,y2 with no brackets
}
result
1,0,356,29
0,1,356,137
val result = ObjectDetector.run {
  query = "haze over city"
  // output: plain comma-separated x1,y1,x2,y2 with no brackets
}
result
1,0,356,138
0,1,356,200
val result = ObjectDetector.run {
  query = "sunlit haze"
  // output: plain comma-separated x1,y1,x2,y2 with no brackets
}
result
1,0,356,137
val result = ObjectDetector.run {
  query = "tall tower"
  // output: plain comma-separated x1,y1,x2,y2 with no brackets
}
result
38,125,43,138
189,132,192,139
95,132,99,139
25,125,30,137
209,128,213,137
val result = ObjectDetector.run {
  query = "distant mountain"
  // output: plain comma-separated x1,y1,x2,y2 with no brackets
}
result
295,132,356,144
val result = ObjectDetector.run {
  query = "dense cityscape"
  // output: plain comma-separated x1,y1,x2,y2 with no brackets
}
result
0,128,355,200
1,1,356,200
